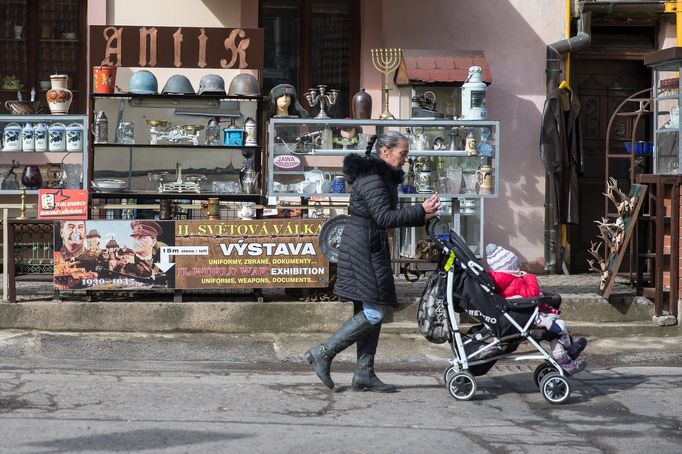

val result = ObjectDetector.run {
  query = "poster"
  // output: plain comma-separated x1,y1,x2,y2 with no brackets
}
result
38,189,88,220
54,220,176,290
174,219,328,289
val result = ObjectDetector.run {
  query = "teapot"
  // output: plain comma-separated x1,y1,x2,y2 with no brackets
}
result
304,169,332,192
4,100,42,115
240,167,260,194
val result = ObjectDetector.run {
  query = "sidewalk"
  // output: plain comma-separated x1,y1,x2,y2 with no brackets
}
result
0,273,680,338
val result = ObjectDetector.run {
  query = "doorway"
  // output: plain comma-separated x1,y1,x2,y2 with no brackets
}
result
569,31,654,273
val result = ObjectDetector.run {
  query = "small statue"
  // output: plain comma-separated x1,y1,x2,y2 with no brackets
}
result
1,159,20,190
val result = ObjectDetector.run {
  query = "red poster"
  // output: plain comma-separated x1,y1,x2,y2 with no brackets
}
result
38,189,88,220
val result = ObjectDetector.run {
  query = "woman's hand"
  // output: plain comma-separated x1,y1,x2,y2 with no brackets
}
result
422,193,441,221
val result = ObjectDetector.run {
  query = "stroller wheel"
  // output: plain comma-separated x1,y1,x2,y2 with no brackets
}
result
540,372,571,405
443,366,456,384
447,372,477,401
533,362,558,388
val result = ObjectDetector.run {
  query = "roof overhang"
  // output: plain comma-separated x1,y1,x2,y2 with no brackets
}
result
394,49,492,87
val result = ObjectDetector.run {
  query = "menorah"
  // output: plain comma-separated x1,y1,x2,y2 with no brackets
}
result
371,48,401,119
304,85,339,119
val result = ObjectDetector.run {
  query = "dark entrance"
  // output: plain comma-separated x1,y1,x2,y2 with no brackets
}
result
569,25,655,273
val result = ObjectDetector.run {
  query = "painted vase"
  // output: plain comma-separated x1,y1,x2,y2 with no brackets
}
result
46,74,73,115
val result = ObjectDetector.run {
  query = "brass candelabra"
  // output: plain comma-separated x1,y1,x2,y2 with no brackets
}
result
371,48,401,119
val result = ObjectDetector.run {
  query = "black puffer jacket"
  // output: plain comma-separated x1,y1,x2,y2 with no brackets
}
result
334,154,425,306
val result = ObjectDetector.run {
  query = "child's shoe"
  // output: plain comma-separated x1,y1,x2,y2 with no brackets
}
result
561,358,587,376
567,337,587,360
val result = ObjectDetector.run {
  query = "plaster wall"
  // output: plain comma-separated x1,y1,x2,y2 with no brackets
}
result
356,0,565,270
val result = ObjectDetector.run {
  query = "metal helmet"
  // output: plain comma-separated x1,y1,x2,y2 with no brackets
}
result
228,74,261,96
128,70,158,94
161,74,195,95
198,74,226,95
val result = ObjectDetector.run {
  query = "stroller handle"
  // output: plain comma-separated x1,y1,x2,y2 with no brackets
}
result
426,216,447,252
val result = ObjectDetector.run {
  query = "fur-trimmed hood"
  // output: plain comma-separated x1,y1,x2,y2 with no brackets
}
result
342,153,404,184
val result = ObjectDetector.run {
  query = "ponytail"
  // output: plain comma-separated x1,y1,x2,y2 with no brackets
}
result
365,134,378,157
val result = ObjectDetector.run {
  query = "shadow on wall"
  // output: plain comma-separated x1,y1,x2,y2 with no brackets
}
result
202,0,244,26
381,0,557,268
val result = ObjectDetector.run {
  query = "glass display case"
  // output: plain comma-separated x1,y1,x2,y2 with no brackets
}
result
267,118,499,257
267,118,499,198
1,114,88,193
89,93,264,202
645,47,682,174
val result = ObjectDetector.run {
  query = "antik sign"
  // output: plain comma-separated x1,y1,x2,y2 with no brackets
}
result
90,25,264,69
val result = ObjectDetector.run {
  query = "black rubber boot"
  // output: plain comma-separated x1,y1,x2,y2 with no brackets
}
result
351,322,396,393
304,311,375,389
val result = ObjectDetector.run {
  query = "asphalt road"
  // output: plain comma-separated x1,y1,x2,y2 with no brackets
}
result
2,333,682,453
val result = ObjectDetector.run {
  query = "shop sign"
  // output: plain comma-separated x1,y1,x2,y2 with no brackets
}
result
37,189,88,220
273,154,302,169
54,220,176,290
174,219,328,289
90,26,264,70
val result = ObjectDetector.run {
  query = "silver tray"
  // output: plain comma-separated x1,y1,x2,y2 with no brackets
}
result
92,179,127,192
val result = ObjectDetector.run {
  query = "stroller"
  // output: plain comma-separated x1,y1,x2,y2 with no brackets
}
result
422,220,575,404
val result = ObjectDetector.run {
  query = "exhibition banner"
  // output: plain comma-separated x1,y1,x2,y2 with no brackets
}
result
174,219,328,289
53,219,329,290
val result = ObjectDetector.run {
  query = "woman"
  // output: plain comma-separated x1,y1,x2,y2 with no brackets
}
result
305,131,441,392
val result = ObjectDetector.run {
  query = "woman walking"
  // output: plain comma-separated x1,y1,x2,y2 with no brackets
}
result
305,131,441,392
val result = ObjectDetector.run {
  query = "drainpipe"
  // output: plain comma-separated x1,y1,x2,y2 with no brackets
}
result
543,11,592,273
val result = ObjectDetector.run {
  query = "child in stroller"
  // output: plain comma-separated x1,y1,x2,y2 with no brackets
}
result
485,243,587,375
421,219,586,403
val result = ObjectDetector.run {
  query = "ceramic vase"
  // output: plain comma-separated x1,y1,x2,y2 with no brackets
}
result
46,74,73,115
352,88,372,119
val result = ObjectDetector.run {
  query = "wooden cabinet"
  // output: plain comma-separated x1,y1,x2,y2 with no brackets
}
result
0,0,87,114
636,174,681,318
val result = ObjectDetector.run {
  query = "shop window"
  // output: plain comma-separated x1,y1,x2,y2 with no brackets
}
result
0,0,86,113
260,0,359,118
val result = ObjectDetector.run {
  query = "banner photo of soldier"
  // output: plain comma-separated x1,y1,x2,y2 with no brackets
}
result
54,220,175,290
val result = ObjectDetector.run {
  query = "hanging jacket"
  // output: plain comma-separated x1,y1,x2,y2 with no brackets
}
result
334,154,425,306
540,86,583,224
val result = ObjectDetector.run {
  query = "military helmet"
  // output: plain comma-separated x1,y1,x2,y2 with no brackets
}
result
198,74,226,95
128,70,158,95
228,74,261,96
161,74,195,95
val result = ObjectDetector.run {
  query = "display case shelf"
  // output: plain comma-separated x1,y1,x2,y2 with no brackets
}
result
89,191,263,202
93,143,262,150
0,114,88,192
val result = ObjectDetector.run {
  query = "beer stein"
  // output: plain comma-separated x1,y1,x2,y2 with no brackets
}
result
476,164,493,195
201,197,221,220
